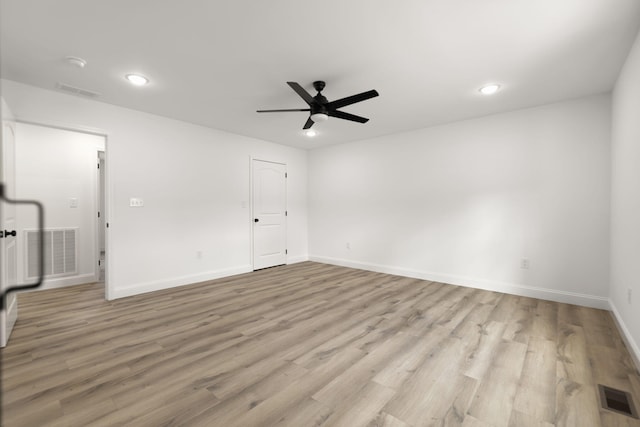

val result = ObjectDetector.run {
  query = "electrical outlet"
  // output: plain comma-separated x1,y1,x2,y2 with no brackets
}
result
520,258,530,269
628,288,633,304
346,242,351,250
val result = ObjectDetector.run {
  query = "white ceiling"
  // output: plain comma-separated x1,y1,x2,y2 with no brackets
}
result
2,0,640,149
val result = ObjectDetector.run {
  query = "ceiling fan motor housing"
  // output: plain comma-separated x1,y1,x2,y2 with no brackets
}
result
313,81,326,92
311,102,328,115
256,80,379,129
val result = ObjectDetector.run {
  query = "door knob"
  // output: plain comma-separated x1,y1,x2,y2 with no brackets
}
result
254,218,259,223
1,230,16,238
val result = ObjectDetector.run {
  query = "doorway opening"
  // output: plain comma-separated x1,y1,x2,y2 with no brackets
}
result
12,122,107,294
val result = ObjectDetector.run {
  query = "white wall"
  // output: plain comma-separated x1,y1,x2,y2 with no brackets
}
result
309,95,611,308
15,123,105,289
1,80,308,299
610,28,640,368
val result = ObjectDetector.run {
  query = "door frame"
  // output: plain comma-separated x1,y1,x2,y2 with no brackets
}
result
102,137,112,300
95,150,106,284
249,157,287,270
15,120,112,299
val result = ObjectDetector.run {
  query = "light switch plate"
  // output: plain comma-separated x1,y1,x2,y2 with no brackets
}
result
129,198,144,207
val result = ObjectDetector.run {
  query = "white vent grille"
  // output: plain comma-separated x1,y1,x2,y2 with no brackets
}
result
56,82,101,98
26,228,78,279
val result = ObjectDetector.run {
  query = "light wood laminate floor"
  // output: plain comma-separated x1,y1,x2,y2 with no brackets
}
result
2,262,640,426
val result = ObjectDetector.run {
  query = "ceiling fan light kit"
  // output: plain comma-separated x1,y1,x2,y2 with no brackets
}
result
257,80,379,131
310,112,329,122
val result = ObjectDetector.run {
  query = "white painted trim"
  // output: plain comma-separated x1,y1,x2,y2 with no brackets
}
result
287,255,309,264
309,255,610,309
608,299,640,373
249,155,254,271
104,136,112,301
0,293,18,347
6,292,17,340
94,149,104,284
110,265,253,300
38,273,99,290
94,150,99,283
15,118,107,138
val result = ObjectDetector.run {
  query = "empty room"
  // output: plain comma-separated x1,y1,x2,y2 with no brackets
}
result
1,1,640,426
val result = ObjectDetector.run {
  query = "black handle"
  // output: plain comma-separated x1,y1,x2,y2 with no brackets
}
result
254,218,259,223
0,183,45,311
2,230,16,238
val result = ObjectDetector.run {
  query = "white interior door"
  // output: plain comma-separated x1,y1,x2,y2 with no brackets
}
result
1,119,18,347
252,159,287,270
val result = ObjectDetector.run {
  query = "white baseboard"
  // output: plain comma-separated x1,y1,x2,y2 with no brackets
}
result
309,255,609,310
608,300,640,373
287,255,309,264
1,293,18,347
38,273,99,290
110,265,253,300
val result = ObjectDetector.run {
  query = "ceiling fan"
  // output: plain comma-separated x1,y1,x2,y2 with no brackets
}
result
257,81,379,129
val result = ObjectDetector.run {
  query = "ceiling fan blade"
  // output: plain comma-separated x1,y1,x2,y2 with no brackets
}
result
257,108,311,113
303,117,314,129
287,82,315,105
328,110,369,123
326,89,379,110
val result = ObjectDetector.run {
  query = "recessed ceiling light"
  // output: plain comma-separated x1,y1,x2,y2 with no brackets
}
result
304,129,317,137
65,56,87,68
125,74,149,86
479,84,500,95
